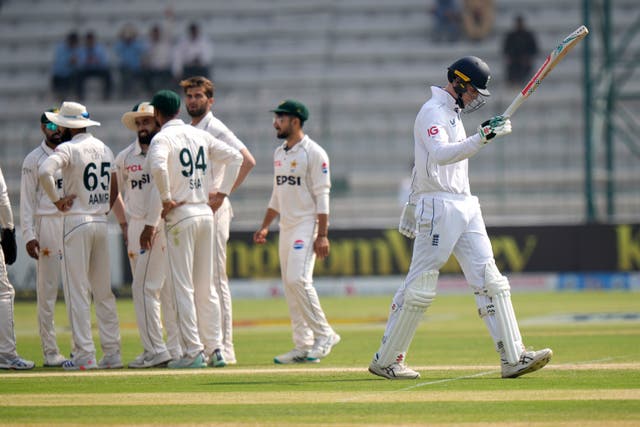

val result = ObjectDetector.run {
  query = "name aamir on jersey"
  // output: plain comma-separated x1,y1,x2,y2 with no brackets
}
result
89,192,109,205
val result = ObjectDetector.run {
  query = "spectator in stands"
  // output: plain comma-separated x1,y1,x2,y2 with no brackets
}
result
461,0,495,42
502,15,538,87
144,23,176,93
51,31,81,101
77,31,113,101
172,22,213,80
114,23,148,98
430,0,462,42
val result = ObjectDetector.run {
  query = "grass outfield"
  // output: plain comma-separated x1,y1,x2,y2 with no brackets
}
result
0,290,639,426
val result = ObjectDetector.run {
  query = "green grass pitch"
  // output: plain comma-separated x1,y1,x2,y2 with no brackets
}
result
0,290,639,426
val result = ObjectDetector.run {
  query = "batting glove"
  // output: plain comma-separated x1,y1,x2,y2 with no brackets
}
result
398,202,417,239
1,228,17,265
478,115,512,143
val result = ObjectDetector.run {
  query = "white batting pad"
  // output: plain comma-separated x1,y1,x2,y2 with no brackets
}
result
484,261,523,365
375,270,438,367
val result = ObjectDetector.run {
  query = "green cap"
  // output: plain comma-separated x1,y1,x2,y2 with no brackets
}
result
271,99,309,122
150,89,181,116
40,107,58,124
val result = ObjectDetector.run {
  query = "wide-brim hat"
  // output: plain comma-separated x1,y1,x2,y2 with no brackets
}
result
45,101,100,128
121,102,154,131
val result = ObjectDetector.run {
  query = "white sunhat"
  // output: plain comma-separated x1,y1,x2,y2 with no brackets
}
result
121,101,155,132
45,101,100,128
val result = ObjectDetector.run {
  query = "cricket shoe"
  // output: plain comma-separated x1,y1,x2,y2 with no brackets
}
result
168,352,207,369
368,361,420,380
208,349,226,368
44,353,67,367
128,351,172,369
0,354,35,370
98,353,124,369
307,333,341,361
501,348,553,379
62,357,98,371
274,349,319,364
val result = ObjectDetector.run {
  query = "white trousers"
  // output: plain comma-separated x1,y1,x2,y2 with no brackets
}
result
34,215,65,357
0,249,17,358
212,198,234,360
165,205,221,359
127,218,181,358
279,220,333,350
382,194,502,349
61,215,121,361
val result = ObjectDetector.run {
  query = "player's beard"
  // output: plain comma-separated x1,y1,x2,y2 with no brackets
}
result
187,104,207,119
47,132,63,146
276,127,290,139
138,129,157,146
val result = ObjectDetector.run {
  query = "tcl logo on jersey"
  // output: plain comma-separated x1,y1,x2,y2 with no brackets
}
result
427,126,439,137
276,175,301,186
274,160,282,167
126,164,144,172
293,239,304,250
130,173,150,190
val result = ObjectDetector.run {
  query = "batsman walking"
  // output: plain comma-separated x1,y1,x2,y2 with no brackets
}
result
369,56,552,380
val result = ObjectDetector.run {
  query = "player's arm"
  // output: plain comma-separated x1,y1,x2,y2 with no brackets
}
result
422,123,484,165
231,147,256,193
253,208,278,244
309,149,331,258
19,156,39,258
38,151,75,212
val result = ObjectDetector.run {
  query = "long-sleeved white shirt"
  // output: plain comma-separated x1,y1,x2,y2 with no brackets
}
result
0,167,14,229
193,111,247,192
20,141,63,242
412,86,484,198
268,135,331,229
146,119,243,224
39,133,115,216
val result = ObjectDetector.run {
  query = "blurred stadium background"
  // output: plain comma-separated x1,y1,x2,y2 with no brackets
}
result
0,0,638,292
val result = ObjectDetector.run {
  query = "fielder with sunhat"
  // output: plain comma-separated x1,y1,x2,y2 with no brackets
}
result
38,101,122,371
112,101,182,368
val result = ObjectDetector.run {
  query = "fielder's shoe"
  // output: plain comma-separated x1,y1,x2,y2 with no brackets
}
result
307,333,341,361
0,354,35,370
501,348,553,379
98,353,124,369
208,348,226,368
274,348,319,364
368,361,420,380
168,352,206,369
44,353,67,367
62,357,97,371
223,348,237,365
128,351,172,369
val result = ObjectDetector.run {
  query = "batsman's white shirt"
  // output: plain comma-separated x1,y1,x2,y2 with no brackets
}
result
412,86,484,197
0,166,19,358
268,135,331,229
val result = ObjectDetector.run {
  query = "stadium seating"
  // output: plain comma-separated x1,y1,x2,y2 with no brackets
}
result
0,0,637,229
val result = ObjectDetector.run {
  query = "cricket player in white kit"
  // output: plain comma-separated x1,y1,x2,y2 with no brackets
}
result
20,110,68,367
254,100,340,364
113,102,181,368
0,166,35,370
144,90,242,369
369,57,552,380
39,102,122,371
180,76,256,364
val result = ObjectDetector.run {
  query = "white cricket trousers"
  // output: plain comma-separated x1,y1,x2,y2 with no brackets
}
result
34,214,65,358
61,215,121,362
212,198,234,360
383,193,501,346
0,250,18,359
279,220,334,350
165,204,221,359
127,218,181,358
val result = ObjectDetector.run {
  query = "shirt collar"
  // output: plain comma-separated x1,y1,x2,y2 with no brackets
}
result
431,86,459,112
193,111,213,130
162,118,185,129
40,139,56,155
